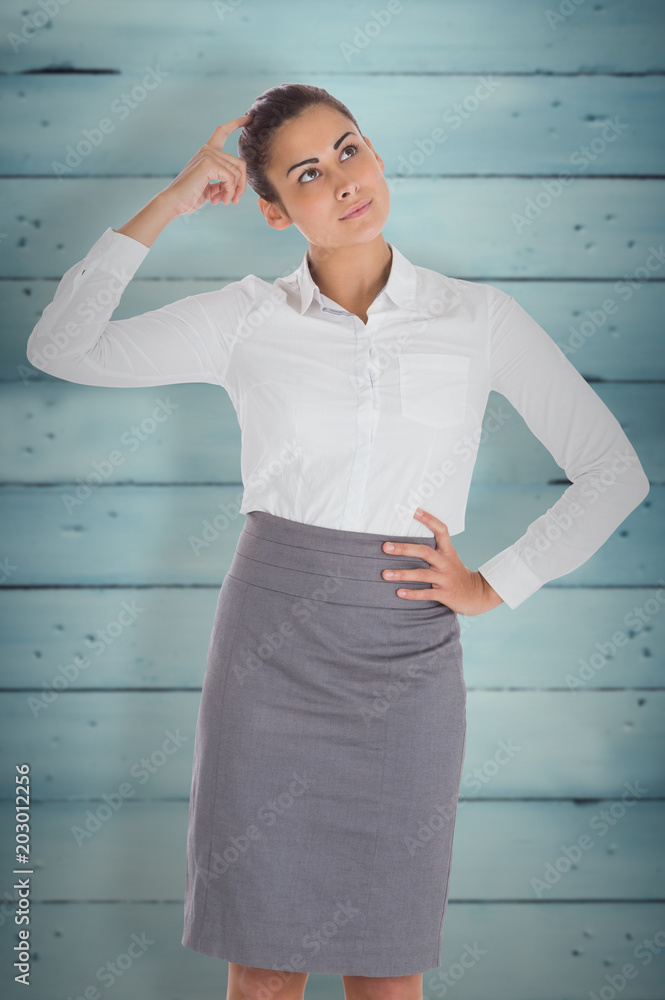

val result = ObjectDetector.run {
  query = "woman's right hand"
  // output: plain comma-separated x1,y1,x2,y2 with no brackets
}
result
159,114,254,217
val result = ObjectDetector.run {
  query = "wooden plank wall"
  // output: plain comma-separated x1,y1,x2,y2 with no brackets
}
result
0,1,663,997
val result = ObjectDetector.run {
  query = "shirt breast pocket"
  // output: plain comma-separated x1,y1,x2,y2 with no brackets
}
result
398,352,470,429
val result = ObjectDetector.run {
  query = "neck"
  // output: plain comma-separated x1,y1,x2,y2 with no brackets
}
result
306,235,393,317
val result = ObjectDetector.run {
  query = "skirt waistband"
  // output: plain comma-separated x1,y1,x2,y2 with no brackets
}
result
228,510,453,612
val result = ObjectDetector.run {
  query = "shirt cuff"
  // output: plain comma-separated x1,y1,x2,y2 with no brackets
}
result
477,546,545,610
81,226,151,278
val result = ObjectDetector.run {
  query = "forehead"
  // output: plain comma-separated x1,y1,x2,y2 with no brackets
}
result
270,105,354,164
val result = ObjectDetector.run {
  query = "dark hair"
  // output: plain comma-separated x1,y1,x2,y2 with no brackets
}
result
237,83,362,213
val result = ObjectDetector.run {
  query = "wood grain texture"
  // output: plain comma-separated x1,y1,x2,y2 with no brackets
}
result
2,689,664,799
0,381,660,482
2,74,664,176
1,587,662,690
0,0,663,994
0,901,664,999
1,0,663,73
0,800,664,905
2,177,665,278
3,277,665,381
0,482,659,585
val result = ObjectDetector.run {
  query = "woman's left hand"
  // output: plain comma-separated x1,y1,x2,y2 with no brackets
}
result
381,507,504,616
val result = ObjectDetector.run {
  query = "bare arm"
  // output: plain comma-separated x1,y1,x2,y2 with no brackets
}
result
26,115,255,384
113,190,180,248
113,113,254,248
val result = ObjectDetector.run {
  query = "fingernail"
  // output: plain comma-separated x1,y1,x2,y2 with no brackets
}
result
384,543,395,551
414,508,424,517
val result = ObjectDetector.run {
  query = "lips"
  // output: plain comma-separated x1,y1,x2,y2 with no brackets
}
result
341,198,371,220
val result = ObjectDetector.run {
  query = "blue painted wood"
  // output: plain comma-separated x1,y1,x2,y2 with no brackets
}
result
3,277,665,381
2,177,664,279
0,799,662,902
2,690,664,799
1,0,663,990
0,485,657,586
1,587,662,691
0,381,658,482
0,900,663,999
2,74,664,177
1,0,663,73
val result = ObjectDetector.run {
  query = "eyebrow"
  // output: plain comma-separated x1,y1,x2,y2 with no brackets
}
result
286,131,356,177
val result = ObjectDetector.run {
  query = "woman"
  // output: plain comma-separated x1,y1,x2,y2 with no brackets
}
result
26,83,649,1000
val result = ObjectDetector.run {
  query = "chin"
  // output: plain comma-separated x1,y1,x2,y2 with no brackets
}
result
300,212,388,249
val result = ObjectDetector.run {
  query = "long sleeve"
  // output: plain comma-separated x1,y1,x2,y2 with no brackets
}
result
476,285,650,610
25,226,241,389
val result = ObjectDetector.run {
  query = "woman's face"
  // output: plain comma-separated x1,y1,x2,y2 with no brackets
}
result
259,103,390,250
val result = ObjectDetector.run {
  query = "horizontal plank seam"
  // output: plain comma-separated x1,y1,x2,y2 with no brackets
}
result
3,173,665,180
13,70,665,77
2,686,664,692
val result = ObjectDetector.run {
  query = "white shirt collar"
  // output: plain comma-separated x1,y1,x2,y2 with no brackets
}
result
285,241,419,315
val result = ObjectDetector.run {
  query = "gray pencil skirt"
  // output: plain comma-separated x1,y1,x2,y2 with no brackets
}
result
181,510,467,977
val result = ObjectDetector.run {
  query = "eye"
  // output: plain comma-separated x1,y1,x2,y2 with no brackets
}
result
298,166,319,184
297,143,358,183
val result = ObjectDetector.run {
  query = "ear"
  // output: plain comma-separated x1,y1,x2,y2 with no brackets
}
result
258,197,292,231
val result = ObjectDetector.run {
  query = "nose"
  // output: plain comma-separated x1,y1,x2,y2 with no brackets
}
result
338,181,359,206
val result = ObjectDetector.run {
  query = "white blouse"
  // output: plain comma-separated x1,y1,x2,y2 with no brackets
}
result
26,226,650,609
